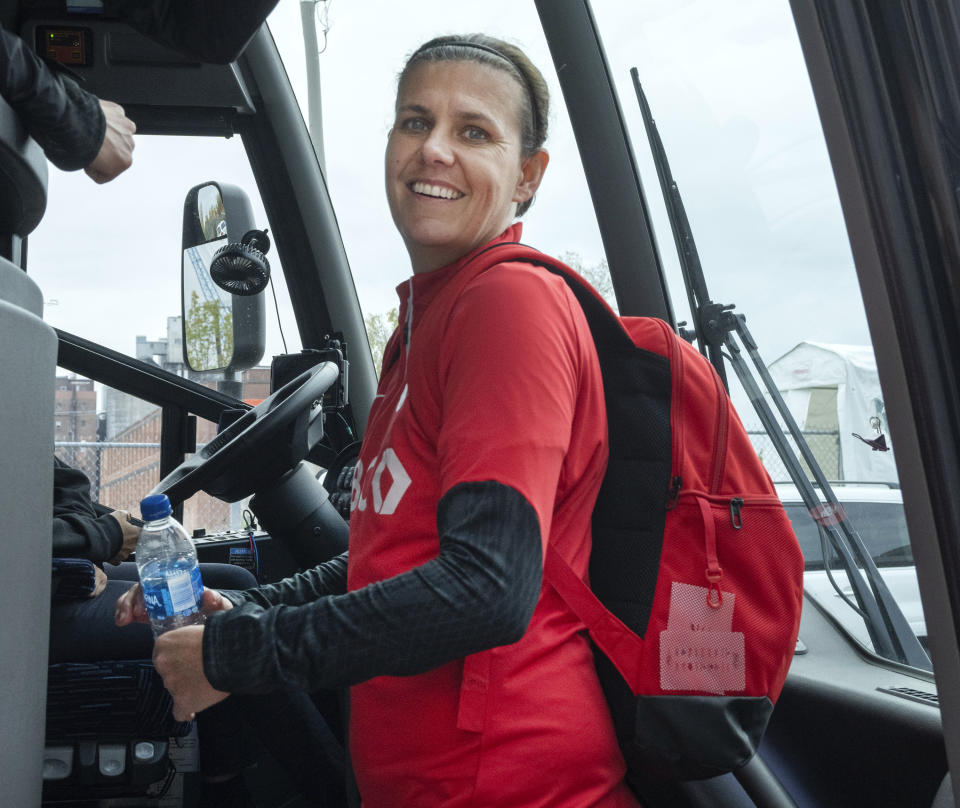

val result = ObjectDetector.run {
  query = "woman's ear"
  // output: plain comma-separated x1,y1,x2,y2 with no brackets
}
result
514,149,550,204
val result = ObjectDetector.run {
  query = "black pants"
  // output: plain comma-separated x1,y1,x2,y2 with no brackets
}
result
50,562,254,661
49,562,346,805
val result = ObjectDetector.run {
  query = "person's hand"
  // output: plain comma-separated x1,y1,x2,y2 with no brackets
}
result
90,565,108,598
84,100,136,184
153,625,230,721
115,585,233,627
106,510,141,565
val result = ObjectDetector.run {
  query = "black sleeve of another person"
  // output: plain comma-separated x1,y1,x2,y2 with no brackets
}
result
52,456,123,563
0,25,105,170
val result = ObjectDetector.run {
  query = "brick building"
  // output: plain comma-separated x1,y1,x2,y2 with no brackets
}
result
97,366,272,534
53,376,101,495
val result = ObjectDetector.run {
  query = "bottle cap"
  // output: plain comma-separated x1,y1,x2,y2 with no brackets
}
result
140,494,172,521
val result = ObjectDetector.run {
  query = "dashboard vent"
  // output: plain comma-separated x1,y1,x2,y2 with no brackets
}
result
877,686,939,707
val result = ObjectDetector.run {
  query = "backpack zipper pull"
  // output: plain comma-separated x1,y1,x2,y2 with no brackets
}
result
729,497,744,530
665,476,682,510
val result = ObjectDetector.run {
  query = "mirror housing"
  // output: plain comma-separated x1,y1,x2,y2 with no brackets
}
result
181,182,266,373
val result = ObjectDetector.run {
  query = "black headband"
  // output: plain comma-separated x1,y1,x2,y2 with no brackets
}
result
411,40,543,142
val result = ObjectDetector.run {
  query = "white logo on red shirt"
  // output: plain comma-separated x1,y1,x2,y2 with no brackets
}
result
351,448,412,516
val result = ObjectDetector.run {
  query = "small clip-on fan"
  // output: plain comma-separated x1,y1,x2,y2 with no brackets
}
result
210,228,272,296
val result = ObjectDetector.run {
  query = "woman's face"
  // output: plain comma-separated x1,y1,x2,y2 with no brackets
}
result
385,60,547,273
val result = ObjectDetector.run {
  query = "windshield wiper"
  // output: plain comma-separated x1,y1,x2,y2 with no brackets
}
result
631,68,930,671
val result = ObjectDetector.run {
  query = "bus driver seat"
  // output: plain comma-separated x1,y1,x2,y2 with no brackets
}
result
0,91,187,804
0,89,59,808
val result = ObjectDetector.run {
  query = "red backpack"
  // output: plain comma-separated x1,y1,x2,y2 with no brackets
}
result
471,243,805,783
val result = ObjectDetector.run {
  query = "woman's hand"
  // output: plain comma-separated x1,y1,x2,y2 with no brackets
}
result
115,584,233,627
199,588,235,616
153,625,230,721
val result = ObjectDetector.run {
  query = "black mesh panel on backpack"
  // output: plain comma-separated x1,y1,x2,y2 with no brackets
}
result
537,262,673,637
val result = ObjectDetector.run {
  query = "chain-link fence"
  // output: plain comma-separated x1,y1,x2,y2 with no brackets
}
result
54,441,236,535
57,428,841,532
746,429,842,482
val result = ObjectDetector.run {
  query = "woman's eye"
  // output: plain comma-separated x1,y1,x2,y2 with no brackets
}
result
464,126,490,141
400,117,428,132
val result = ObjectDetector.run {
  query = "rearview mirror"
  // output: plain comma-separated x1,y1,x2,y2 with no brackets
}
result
181,182,266,373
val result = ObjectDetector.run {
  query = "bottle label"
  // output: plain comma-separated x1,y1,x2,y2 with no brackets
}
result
142,565,203,620
167,568,201,614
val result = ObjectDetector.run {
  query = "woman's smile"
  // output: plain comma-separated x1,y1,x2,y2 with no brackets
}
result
409,181,465,200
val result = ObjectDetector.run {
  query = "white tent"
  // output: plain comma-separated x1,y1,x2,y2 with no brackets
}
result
768,342,898,483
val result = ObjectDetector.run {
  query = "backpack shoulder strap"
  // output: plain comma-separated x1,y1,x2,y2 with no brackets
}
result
543,543,645,691
472,242,640,353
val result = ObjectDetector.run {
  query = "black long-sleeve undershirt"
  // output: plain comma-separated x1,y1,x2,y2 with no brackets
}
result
203,481,543,694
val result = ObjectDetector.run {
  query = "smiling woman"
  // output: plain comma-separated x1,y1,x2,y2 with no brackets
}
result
335,34,637,806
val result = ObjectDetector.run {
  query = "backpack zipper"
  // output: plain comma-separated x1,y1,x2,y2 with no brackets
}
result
676,490,783,527
676,491,783,507
666,475,682,510
657,319,683,506
729,497,744,530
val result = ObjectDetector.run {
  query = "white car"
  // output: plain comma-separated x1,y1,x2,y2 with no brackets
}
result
777,482,926,653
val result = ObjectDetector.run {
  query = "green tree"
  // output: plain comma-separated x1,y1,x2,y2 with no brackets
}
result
559,251,618,313
184,290,233,370
364,308,399,377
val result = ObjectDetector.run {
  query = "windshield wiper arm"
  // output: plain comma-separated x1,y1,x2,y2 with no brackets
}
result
633,72,728,387
631,68,930,671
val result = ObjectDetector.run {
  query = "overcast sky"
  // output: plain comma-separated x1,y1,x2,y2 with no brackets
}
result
27,0,871,424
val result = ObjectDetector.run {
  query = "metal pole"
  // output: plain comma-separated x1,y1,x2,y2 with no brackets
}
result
300,0,326,173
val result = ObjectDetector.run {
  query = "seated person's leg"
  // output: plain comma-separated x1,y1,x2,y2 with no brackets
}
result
49,578,152,663
51,561,257,664
103,560,139,583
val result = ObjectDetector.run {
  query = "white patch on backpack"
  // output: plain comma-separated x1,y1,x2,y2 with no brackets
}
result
659,581,745,694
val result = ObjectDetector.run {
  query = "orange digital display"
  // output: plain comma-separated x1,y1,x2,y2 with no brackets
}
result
38,28,91,67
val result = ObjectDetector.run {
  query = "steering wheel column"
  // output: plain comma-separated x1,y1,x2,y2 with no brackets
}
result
249,461,349,568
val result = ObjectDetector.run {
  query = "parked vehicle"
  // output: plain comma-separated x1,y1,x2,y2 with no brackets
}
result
778,482,926,653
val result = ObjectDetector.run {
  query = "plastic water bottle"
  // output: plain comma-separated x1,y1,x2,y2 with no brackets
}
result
137,494,205,637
